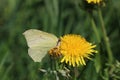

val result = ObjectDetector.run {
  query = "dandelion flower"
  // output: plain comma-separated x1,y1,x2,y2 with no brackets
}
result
86,0,102,4
60,34,97,67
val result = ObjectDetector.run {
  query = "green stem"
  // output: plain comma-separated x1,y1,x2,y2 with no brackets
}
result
98,8,113,64
90,16,101,43
89,11,102,73
73,67,77,80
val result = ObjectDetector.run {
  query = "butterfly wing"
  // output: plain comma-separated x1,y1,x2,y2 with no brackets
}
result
23,29,58,62
23,29,58,48
28,47,50,62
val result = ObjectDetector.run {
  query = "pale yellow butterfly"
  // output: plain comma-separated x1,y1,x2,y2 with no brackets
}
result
23,29,58,62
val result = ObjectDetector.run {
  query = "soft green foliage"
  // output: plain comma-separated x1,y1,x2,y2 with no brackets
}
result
0,0,120,80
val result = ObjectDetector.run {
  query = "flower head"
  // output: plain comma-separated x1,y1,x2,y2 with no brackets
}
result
59,34,97,67
86,0,102,4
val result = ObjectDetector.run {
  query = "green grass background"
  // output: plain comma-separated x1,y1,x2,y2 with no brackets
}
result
0,0,120,80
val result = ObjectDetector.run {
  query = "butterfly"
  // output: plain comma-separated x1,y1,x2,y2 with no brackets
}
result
23,29,58,62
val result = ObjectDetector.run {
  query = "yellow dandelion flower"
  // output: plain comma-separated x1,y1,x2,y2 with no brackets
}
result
59,34,97,67
86,0,102,4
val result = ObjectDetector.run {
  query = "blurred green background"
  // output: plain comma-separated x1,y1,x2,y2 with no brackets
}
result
0,0,120,80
